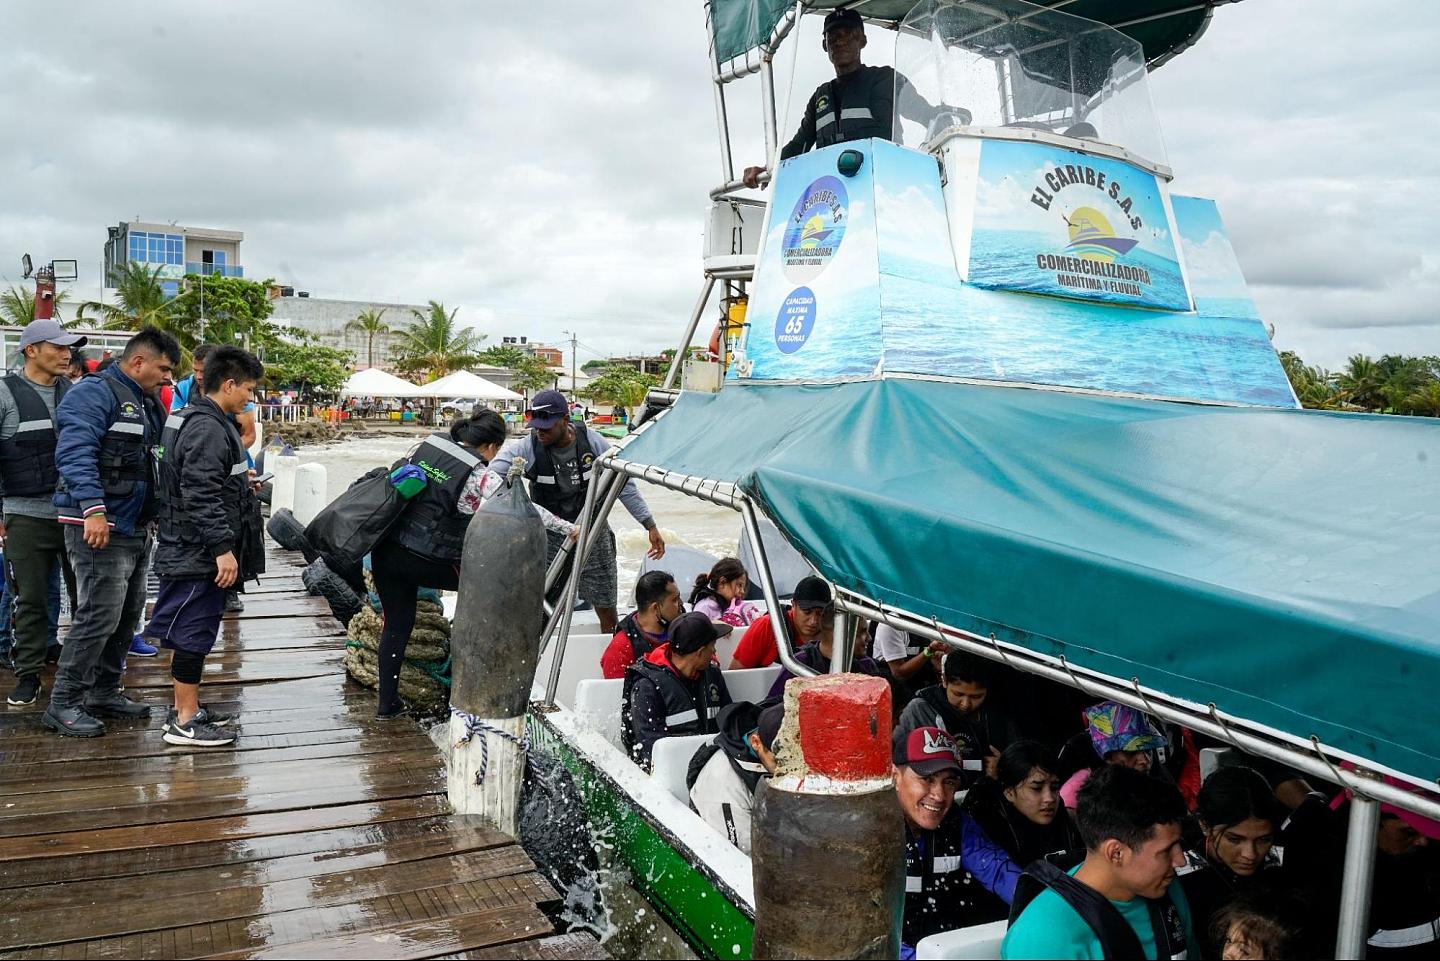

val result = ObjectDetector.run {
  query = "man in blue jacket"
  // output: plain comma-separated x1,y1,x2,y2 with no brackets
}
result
42,327,178,737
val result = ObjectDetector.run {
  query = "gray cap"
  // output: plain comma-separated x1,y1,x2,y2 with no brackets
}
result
18,319,87,352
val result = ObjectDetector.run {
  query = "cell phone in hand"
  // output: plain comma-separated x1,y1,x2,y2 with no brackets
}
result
253,472,275,484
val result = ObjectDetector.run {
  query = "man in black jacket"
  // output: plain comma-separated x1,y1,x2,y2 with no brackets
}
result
145,346,264,748
741,7,955,188
623,612,733,769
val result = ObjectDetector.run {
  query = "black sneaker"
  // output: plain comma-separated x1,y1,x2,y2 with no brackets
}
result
165,704,233,728
375,698,411,721
41,702,105,737
85,691,153,719
162,714,236,747
7,674,41,706
224,591,245,613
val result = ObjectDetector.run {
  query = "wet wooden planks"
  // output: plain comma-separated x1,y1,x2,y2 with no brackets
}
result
0,546,602,961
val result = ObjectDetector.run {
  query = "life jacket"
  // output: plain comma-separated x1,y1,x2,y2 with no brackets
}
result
157,401,263,580
0,374,68,497
96,375,163,502
813,65,896,151
903,809,1009,944
525,427,596,523
387,432,480,564
1016,860,1188,961
621,645,727,761
617,612,664,662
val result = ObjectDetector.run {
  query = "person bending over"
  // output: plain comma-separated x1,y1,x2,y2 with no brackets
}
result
689,699,783,853
897,650,1023,782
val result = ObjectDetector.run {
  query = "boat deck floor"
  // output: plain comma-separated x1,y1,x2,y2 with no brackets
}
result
0,545,605,961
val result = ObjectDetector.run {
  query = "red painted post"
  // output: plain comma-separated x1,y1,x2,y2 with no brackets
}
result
751,674,905,959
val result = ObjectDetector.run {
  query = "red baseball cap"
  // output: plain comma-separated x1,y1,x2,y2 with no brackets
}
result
895,726,963,776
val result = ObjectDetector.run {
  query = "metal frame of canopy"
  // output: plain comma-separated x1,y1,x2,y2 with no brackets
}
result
534,403,1436,960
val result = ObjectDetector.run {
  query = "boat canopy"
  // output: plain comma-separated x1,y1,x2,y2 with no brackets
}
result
619,380,1440,789
710,0,1243,67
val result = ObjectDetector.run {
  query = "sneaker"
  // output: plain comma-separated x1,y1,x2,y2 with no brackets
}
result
41,702,105,737
85,691,153,719
127,635,159,657
7,674,41,706
162,714,236,747
165,704,234,728
224,591,245,613
44,644,62,665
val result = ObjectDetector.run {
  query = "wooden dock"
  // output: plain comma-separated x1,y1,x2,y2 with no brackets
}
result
0,547,604,961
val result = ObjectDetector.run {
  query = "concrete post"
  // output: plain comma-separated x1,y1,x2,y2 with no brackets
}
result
751,674,905,959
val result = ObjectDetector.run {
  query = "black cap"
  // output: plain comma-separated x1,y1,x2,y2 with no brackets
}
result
824,7,863,32
756,702,785,752
669,611,733,655
790,575,832,611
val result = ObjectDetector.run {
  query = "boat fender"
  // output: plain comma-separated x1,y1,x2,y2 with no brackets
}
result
302,556,364,627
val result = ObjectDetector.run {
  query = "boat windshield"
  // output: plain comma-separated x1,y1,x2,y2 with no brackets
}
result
893,0,1168,169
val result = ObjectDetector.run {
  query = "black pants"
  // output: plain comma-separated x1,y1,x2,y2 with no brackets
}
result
370,540,458,712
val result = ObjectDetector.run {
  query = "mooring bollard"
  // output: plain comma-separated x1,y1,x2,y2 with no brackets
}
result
751,673,905,960
291,463,328,526
447,459,546,836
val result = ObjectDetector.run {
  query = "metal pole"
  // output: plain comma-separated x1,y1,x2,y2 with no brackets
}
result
662,275,717,390
543,471,620,597
1335,792,1381,960
706,3,736,183
739,496,815,679
539,462,625,675
760,55,778,166
830,608,854,674
544,458,604,704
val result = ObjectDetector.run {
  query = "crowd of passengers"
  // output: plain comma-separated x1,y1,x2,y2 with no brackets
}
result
609,560,1440,960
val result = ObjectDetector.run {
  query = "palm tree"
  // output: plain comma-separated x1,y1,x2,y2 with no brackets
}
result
0,286,71,326
77,262,179,333
1405,382,1440,418
346,308,391,369
1335,354,1386,411
393,301,485,380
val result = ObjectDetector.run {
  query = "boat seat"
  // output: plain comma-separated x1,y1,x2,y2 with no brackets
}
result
916,920,1007,960
650,733,716,804
572,664,785,751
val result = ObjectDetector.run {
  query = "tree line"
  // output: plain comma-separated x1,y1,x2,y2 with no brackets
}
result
1280,350,1440,416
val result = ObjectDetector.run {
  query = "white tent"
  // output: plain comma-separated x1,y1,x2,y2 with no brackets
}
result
340,367,427,397
416,369,522,402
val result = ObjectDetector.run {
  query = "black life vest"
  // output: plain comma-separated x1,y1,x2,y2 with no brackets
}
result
525,426,596,523
903,809,1008,944
0,374,67,497
157,401,264,580
617,612,662,662
95,375,163,502
621,657,727,760
1018,860,1188,960
387,432,480,564
813,65,895,151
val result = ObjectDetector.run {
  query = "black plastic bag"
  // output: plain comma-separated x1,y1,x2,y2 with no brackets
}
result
303,464,412,571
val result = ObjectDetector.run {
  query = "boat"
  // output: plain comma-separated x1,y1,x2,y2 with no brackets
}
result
523,2,1440,958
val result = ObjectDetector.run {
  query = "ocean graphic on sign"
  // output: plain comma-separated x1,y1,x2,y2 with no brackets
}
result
968,139,1190,311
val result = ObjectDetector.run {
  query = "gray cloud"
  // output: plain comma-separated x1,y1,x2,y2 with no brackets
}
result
0,0,1433,370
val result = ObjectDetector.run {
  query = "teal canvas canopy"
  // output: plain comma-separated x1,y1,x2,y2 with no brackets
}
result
710,0,1241,67
619,380,1440,786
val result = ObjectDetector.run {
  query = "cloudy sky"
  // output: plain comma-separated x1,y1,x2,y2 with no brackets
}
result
0,0,1433,369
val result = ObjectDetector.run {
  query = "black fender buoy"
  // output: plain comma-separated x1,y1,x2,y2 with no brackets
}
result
302,556,363,627
267,508,318,562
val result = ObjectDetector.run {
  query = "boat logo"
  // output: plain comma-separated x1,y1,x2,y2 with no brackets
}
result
774,286,816,355
1062,207,1138,264
119,401,139,419
782,175,848,282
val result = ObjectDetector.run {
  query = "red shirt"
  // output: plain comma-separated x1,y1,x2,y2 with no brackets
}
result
600,622,668,679
729,609,798,669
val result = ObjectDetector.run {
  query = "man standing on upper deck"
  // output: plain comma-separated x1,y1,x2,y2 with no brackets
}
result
741,7,954,189
488,389,665,636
